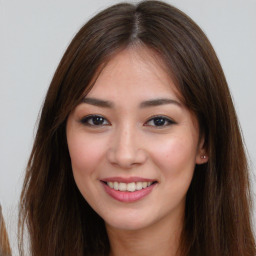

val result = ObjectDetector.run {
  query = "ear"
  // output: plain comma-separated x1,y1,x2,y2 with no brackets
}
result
195,136,208,165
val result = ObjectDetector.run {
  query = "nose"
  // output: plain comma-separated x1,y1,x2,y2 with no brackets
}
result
107,124,147,169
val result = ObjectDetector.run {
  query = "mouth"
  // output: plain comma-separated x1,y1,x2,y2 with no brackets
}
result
100,177,158,202
101,180,157,192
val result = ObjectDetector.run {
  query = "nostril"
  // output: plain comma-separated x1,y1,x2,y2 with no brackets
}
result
107,148,148,168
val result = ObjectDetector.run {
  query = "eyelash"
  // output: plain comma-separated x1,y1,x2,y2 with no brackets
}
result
80,115,176,128
145,115,176,127
80,115,110,126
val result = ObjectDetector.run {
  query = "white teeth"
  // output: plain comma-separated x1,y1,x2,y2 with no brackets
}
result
127,182,136,192
142,182,147,189
119,182,127,191
106,181,154,192
136,182,143,190
114,182,119,190
108,182,114,189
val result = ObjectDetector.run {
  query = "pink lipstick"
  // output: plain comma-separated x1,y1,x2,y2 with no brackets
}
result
101,177,157,203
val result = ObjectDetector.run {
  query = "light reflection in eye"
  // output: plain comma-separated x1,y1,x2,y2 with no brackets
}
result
145,116,175,127
80,115,110,126
79,115,176,128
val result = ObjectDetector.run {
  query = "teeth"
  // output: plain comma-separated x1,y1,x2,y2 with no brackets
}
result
108,182,114,189
127,182,136,192
114,182,119,190
136,182,142,190
119,182,127,191
107,181,154,192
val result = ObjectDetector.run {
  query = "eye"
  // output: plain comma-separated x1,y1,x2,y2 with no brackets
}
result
80,115,110,126
145,116,175,127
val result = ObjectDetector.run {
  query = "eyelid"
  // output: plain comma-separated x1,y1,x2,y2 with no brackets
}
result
79,114,110,126
78,114,175,128
144,115,176,127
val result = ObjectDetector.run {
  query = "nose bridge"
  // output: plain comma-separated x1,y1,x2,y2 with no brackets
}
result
115,122,136,158
108,122,146,168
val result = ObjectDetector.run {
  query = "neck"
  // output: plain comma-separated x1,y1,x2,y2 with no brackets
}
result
106,213,183,256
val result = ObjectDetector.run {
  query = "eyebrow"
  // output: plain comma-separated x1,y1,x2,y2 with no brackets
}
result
81,97,182,108
139,98,182,108
81,97,113,108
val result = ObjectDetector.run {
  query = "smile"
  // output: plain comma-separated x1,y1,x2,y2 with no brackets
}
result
106,181,154,192
101,178,158,202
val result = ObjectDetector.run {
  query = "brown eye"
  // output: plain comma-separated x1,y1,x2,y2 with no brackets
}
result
80,115,110,126
145,116,175,127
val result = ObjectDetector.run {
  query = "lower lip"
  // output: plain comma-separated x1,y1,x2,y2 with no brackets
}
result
102,182,157,203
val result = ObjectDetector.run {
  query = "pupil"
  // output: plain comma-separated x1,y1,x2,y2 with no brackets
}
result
154,118,165,126
93,116,104,125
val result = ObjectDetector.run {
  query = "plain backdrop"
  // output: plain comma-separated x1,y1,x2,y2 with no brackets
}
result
1,0,256,254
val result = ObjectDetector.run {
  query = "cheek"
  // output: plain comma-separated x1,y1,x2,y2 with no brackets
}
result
149,134,197,181
67,132,105,176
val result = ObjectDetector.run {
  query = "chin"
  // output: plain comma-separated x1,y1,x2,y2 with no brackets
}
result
103,211,155,231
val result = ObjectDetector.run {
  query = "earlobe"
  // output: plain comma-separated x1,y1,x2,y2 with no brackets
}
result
196,152,208,165
196,137,208,164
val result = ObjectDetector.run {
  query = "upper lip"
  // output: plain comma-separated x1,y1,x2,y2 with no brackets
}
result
101,176,157,183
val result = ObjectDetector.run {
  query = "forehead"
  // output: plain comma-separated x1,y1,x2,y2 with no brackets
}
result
86,46,182,102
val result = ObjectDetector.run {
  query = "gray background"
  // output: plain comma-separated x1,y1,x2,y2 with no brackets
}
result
0,0,255,254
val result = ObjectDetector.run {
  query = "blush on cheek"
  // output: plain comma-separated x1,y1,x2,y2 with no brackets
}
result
156,140,184,160
153,138,196,174
68,135,106,176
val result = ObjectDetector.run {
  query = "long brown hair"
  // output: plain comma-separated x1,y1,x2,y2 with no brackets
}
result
0,205,12,256
19,1,256,255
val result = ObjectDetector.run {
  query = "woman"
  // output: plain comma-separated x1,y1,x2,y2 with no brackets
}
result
19,1,256,255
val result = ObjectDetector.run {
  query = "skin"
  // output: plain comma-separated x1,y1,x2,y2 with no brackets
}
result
66,47,207,256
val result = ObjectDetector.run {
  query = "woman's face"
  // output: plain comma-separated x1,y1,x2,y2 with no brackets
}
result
66,48,207,232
